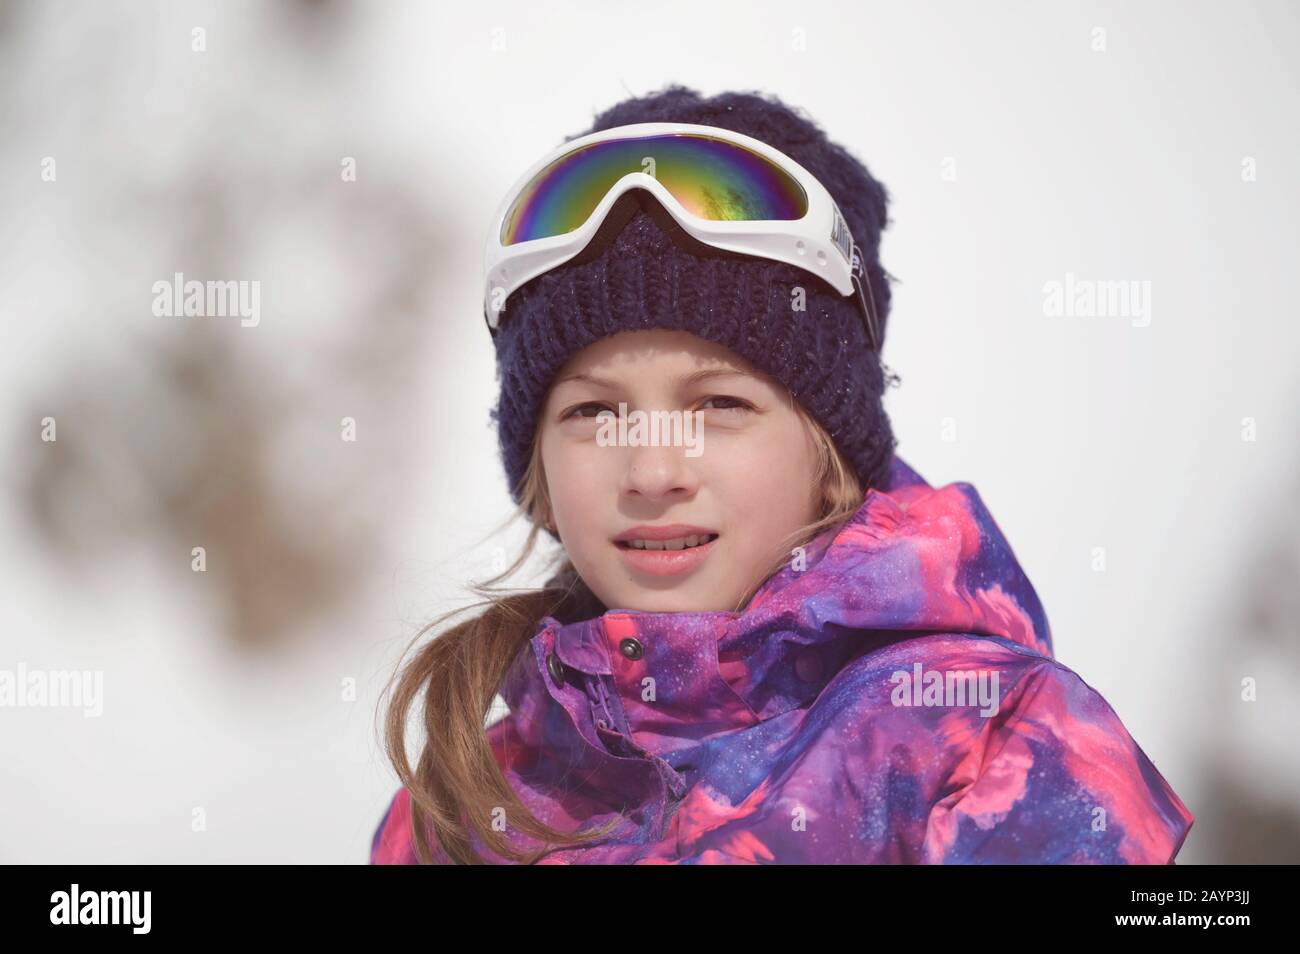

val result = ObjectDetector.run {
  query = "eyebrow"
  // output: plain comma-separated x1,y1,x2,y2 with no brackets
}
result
555,368,755,389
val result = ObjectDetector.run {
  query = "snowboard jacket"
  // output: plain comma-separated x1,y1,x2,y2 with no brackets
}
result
371,454,1194,863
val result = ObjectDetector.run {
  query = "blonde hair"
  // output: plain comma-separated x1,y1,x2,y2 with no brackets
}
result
380,394,867,863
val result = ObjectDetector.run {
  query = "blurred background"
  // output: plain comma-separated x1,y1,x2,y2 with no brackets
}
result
1,0,1297,863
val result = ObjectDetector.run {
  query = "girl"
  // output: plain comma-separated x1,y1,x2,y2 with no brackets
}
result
371,85,1194,864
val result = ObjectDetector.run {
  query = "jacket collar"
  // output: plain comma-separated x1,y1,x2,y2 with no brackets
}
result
503,454,1053,765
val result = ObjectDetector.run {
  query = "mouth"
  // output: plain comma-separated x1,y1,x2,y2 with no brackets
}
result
614,532,719,551
613,531,720,577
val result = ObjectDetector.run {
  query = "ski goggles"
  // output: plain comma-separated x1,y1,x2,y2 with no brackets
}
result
482,121,882,351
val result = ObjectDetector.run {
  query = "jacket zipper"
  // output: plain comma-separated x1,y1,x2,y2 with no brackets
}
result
584,673,687,846
586,674,620,732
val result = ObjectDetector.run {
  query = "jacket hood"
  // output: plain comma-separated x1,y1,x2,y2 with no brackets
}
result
506,454,1053,762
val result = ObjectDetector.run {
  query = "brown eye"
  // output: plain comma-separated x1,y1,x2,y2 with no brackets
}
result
564,402,612,420
699,395,753,413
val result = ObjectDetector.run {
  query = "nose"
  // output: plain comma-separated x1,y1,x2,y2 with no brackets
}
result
619,438,699,502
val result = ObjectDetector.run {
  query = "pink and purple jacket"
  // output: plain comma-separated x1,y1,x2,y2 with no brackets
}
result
371,455,1194,864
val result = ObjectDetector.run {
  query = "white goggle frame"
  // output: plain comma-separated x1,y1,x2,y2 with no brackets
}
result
482,121,880,351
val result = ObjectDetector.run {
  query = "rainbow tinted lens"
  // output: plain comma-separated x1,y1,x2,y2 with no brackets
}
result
500,133,808,245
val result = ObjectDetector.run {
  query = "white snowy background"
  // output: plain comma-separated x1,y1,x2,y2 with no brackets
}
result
1,0,1297,862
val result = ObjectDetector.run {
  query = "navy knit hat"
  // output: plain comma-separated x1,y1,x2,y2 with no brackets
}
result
489,84,898,517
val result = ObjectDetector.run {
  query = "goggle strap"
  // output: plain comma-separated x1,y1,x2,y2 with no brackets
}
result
850,241,883,353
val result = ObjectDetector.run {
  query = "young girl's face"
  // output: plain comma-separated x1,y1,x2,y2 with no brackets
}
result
539,329,822,614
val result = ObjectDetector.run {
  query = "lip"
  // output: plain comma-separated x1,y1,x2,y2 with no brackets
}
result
613,524,720,578
613,523,717,543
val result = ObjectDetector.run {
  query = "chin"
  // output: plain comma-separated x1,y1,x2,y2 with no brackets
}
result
612,589,692,613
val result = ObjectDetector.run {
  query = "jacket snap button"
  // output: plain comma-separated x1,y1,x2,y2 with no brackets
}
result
619,637,643,661
795,649,823,683
546,652,566,687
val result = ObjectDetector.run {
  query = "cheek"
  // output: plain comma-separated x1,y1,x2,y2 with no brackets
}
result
726,464,816,546
704,432,817,598
712,422,819,519
541,434,609,530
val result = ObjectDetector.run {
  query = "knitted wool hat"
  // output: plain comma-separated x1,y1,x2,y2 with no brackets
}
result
488,84,898,523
